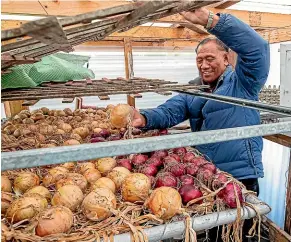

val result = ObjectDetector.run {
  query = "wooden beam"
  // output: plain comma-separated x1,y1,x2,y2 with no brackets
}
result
265,218,291,242
4,100,29,118
263,134,291,148
22,99,39,106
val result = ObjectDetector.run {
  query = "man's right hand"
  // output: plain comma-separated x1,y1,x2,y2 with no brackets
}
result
132,108,146,128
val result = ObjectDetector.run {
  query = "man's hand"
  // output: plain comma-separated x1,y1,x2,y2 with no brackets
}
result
132,108,146,128
180,8,219,28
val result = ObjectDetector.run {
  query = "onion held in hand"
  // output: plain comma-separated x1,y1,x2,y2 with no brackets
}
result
121,173,151,203
107,167,131,190
36,206,73,237
146,187,182,220
91,177,116,193
96,158,116,175
52,185,83,211
110,104,133,128
13,172,40,195
179,185,203,205
82,188,117,221
25,186,51,202
1,176,12,192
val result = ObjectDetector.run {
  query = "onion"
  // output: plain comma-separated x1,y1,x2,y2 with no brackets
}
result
146,187,182,220
83,169,101,184
155,172,177,188
131,154,148,166
1,192,13,214
13,172,40,195
63,108,73,116
180,175,195,186
43,167,69,187
52,185,83,211
163,156,178,165
189,157,207,167
185,163,199,176
54,110,66,117
196,168,214,185
172,147,187,157
110,104,133,128
39,125,55,135
151,150,168,159
1,176,12,192
146,157,163,167
212,173,228,189
132,128,142,135
23,118,34,124
121,173,151,203
70,134,83,142
183,152,196,163
164,162,185,177
72,127,89,139
61,162,76,170
81,188,117,221
40,107,49,115
99,129,110,138
96,158,116,175
90,137,105,143
139,164,158,177
218,183,243,208
117,159,132,171
178,185,203,205
159,129,168,135
36,206,73,237
56,173,87,191
201,163,217,174
55,129,65,135
79,162,96,174
91,177,116,193
108,134,121,141
64,139,81,146
25,186,51,202
107,167,131,190
59,123,72,133
6,193,48,223
168,153,181,162
40,143,57,148
93,128,102,134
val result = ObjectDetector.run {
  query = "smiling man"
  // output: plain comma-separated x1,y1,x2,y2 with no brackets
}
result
132,8,270,239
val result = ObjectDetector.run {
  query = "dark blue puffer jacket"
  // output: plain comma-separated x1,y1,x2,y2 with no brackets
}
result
141,13,270,180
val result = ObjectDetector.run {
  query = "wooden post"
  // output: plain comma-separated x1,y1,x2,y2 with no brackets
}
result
123,37,135,107
4,100,28,118
285,152,291,235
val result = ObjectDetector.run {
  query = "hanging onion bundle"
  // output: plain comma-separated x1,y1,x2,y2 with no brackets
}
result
110,104,133,128
107,167,131,190
13,172,40,195
24,186,51,202
91,177,116,193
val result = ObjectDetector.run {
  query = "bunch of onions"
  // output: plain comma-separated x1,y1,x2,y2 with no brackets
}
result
25,186,51,202
43,166,69,187
107,167,131,190
36,206,73,237
6,193,48,223
56,173,88,191
13,172,40,195
91,176,115,191
83,169,101,184
1,176,12,192
146,187,182,220
96,158,116,175
1,192,13,214
121,173,151,203
110,104,133,128
82,187,117,221
52,185,83,211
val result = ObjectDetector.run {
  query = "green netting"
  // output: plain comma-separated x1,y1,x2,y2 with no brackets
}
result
1,53,95,89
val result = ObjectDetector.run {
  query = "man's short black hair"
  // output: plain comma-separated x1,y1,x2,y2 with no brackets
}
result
195,37,229,53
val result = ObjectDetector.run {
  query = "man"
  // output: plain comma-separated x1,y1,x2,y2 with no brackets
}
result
132,7,270,241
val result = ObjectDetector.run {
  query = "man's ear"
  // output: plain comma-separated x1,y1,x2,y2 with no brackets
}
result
224,53,229,66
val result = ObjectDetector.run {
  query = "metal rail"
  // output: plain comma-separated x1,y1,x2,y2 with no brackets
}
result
2,121,291,171
176,90,291,116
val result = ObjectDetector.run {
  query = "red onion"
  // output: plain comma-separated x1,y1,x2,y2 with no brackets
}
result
151,150,168,159
131,154,148,166
179,185,203,205
201,163,217,174
180,175,194,185
159,129,168,135
146,157,163,167
169,153,181,162
165,162,185,177
139,164,158,177
107,134,121,141
91,133,101,138
90,137,105,143
183,152,196,163
117,159,132,171
185,163,199,176
99,129,110,138
218,183,243,208
116,155,127,159
212,173,228,189
189,157,207,167
197,168,214,184
155,172,177,188
172,147,187,157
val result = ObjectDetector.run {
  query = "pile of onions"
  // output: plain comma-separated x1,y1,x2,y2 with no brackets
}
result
110,104,133,128
56,173,88,191
91,177,116,193
107,167,131,189
43,166,69,187
1,192,13,214
146,187,182,220
36,206,73,237
1,176,12,192
178,185,203,205
6,193,48,223
155,172,177,188
96,158,116,175
121,173,151,203
25,186,51,202
13,172,40,195
82,187,117,221
52,185,83,211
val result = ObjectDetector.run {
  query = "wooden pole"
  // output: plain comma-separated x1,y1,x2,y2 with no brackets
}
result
3,100,28,118
123,37,135,107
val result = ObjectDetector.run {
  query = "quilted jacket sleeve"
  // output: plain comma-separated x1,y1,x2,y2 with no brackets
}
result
208,13,270,96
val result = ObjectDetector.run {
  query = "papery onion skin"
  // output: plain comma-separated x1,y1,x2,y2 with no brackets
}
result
121,173,151,203
13,172,40,195
79,162,96,174
25,186,51,202
146,187,182,220
1,176,12,193
107,167,131,190
43,167,69,187
96,158,116,175
1,192,13,214
82,188,117,221
110,104,133,128
36,206,73,237
56,173,88,191
91,177,116,193
51,185,83,212
6,193,48,223
83,169,102,184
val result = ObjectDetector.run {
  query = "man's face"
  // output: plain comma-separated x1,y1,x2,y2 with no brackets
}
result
196,41,228,83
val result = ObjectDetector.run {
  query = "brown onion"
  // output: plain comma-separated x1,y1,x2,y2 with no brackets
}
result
64,139,81,146
42,166,69,187
59,123,72,133
121,173,151,203
1,192,13,214
110,104,133,128
72,127,89,139
96,158,116,175
36,206,73,237
82,188,116,221
91,177,116,193
79,162,96,174
61,162,76,170
52,185,83,211
14,172,40,195
25,186,51,202
70,133,83,142
107,167,131,190
40,107,49,115
6,193,48,223
83,169,101,184
56,173,87,191
1,176,12,192
146,187,182,220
